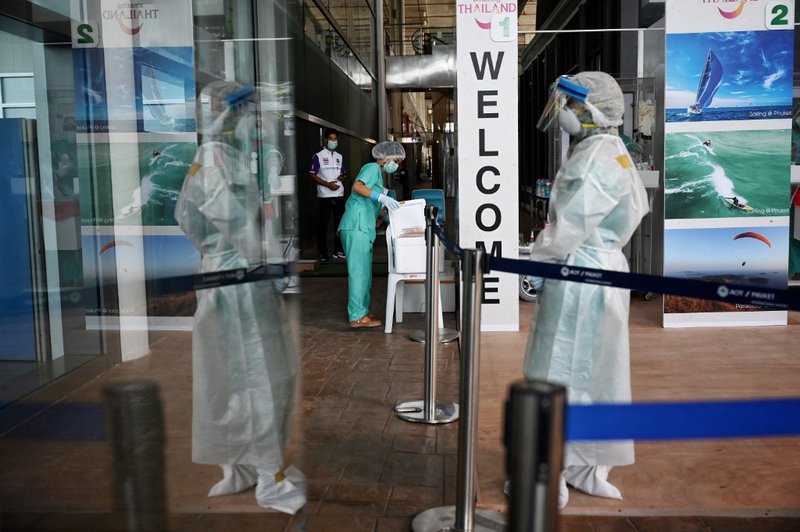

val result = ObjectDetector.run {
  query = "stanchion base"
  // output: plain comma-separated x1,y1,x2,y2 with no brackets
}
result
394,400,459,424
411,506,506,532
409,328,460,344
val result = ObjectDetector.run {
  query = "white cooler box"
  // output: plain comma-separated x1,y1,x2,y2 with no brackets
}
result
389,199,446,273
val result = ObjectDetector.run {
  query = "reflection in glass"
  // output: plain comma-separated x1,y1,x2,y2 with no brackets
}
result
1,77,35,104
175,80,305,514
4,107,36,119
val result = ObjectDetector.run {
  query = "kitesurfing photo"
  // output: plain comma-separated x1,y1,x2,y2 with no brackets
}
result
663,225,790,313
665,30,793,122
664,129,791,219
78,141,197,226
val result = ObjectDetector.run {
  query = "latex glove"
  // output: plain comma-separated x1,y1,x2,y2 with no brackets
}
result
370,189,400,211
380,194,400,212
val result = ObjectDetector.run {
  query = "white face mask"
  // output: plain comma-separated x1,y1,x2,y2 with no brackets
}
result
558,108,583,136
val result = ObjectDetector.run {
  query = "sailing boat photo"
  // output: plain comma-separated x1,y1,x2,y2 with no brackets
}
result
687,49,723,115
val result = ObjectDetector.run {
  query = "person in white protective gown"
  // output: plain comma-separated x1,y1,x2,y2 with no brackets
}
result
525,72,649,508
175,80,306,514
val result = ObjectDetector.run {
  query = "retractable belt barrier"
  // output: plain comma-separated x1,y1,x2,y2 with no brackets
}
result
567,398,800,441
432,223,800,443
64,264,294,308
432,224,800,311
164,263,293,293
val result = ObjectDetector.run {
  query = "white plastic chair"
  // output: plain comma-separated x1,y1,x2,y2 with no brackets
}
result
384,201,444,334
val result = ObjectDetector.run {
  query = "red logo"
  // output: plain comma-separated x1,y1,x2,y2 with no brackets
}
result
103,4,160,36
718,0,747,19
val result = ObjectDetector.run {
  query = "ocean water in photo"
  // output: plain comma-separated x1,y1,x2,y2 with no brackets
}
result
664,130,790,219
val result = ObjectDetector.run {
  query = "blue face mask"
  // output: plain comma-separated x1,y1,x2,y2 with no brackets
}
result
384,161,399,174
327,140,338,150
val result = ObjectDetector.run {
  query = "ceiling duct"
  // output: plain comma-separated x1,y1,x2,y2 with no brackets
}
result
386,45,456,90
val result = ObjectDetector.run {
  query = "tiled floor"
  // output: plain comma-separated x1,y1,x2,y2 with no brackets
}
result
1,273,799,531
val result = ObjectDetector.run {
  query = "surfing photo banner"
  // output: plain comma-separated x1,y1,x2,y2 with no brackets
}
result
663,0,795,327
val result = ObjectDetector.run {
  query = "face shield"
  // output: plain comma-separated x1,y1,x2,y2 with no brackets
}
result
536,76,589,131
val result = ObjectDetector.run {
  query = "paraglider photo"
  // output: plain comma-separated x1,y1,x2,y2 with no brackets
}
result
664,129,791,219
665,30,793,122
663,225,789,313
81,234,200,318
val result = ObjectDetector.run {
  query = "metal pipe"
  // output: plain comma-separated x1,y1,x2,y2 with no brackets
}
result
104,379,167,532
396,206,458,425
375,0,388,140
424,205,440,421
455,248,484,531
505,380,566,532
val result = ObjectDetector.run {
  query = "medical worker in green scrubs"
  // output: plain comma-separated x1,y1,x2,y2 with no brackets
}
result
338,141,404,328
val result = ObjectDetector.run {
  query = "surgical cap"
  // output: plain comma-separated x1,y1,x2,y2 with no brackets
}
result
570,72,625,126
371,141,406,161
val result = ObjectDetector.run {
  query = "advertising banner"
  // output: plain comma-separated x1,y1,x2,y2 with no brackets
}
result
72,0,199,330
456,0,519,331
663,0,794,327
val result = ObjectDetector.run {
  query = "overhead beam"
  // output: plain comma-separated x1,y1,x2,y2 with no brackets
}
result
520,0,588,70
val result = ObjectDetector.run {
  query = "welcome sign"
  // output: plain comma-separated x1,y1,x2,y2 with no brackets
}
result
456,0,519,331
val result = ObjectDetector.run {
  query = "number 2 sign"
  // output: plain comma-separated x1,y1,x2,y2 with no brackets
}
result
766,1,793,30
71,20,101,48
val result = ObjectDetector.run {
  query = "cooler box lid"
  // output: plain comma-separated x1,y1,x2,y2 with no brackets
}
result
389,198,426,239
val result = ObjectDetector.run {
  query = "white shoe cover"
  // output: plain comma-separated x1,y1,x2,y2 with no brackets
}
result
255,466,307,515
558,475,569,509
208,464,258,497
563,465,622,500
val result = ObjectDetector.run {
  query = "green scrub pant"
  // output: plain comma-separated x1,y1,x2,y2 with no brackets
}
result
339,229,374,322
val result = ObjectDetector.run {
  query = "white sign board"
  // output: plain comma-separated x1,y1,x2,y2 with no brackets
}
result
456,0,519,331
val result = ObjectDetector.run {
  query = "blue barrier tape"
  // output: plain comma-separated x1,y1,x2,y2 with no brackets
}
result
566,398,800,441
7,398,798,443
433,224,463,259
1,403,106,441
430,222,800,311
492,256,799,311
70,264,294,305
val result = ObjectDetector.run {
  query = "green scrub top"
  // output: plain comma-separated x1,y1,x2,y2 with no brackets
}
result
338,162,383,242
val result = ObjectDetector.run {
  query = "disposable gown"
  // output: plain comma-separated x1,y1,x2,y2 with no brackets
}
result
525,133,648,469
176,140,298,470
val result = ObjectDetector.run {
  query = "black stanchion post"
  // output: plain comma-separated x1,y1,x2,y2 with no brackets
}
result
505,380,566,532
411,248,505,532
396,205,459,424
410,206,459,344
104,379,167,532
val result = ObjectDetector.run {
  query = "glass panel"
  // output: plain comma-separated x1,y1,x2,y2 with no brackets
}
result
3,107,36,119
1,77,34,104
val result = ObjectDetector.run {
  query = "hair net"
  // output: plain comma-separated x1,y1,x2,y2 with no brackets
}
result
371,141,406,161
570,72,625,127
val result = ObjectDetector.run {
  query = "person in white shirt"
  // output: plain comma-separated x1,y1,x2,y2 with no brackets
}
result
309,128,347,261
